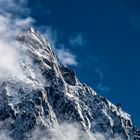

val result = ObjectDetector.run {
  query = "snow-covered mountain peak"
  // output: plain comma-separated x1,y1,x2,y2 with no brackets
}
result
0,29,139,140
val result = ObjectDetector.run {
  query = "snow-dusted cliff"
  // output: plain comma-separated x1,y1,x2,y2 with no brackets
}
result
0,28,139,140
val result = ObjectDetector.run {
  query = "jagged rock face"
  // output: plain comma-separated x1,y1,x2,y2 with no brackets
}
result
0,28,139,140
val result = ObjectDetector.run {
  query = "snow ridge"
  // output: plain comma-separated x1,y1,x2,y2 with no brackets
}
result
0,28,139,140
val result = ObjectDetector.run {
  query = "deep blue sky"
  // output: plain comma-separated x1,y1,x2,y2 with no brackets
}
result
27,0,140,127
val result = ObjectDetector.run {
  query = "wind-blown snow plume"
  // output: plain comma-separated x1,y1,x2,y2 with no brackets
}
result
56,48,77,66
38,26,78,66
0,0,34,80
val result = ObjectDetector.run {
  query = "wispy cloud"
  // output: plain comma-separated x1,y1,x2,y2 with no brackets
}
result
0,131,11,140
29,123,123,140
0,0,34,80
56,47,77,66
93,69,110,94
38,25,58,49
0,121,124,140
38,25,78,66
69,33,85,47
0,0,29,15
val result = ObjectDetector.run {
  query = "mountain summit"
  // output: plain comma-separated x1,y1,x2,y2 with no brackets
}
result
0,28,139,140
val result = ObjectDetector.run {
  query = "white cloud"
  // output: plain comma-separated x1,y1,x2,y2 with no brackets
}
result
0,0,29,14
56,48,77,66
0,131,11,140
38,26,78,66
0,0,77,81
29,123,124,140
15,17,34,28
0,0,34,80
38,26,58,50
69,33,85,47
0,41,23,80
